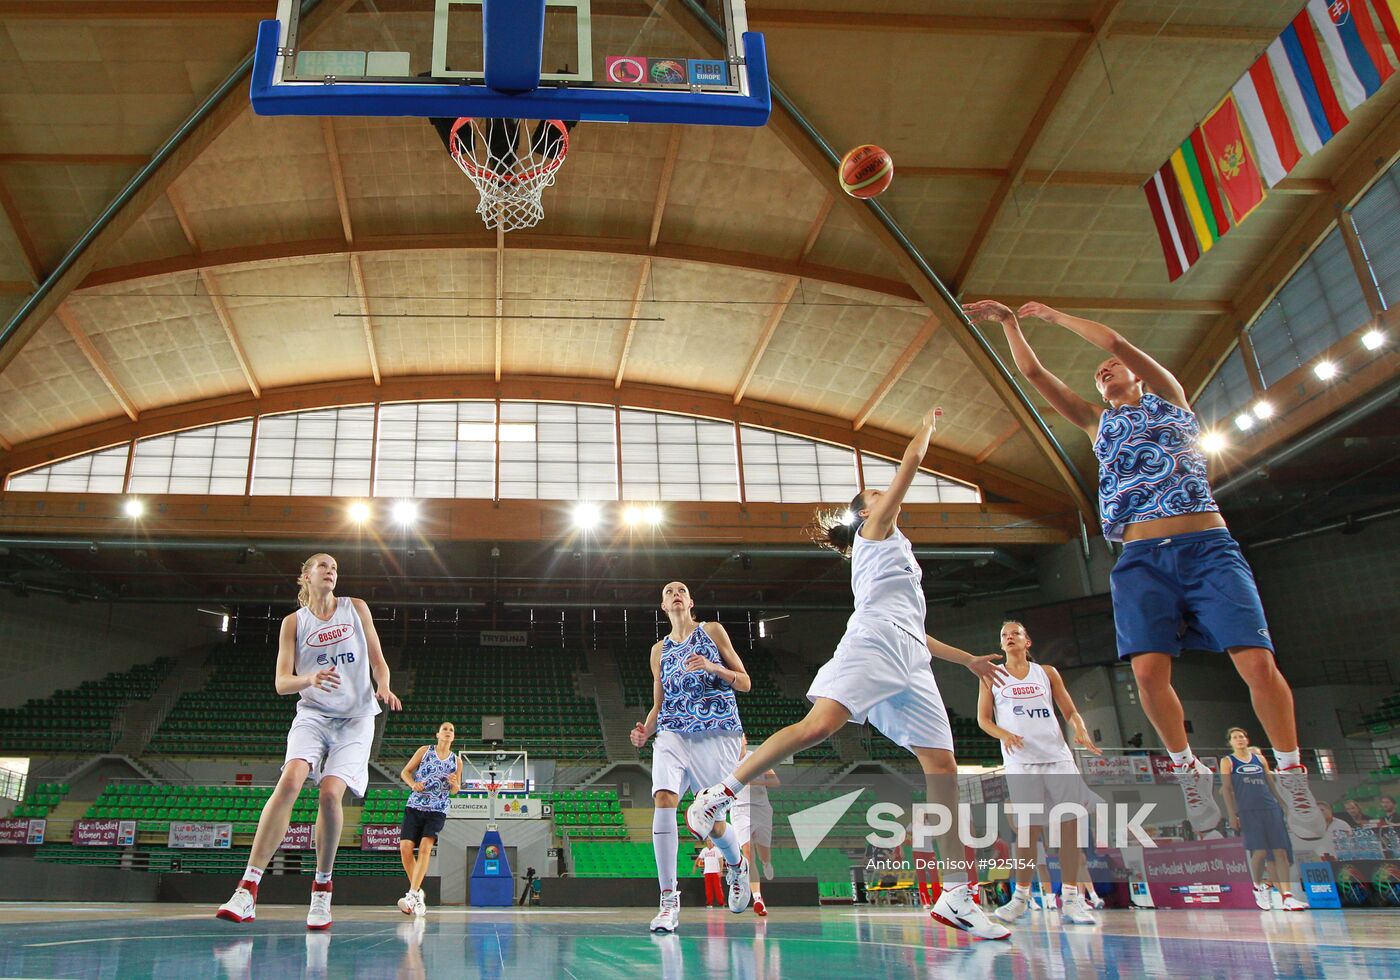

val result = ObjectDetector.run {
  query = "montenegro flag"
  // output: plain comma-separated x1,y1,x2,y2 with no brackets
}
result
1201,95,1266,224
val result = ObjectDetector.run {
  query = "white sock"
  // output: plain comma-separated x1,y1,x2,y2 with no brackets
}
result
720,775,744,796
711,824,741,865
652,808,678,893
1015,883,1031,897
314,871,332,885
242,866,264,885
1062,884,1079,900
1274,748,1301,770
1168,746,1194,767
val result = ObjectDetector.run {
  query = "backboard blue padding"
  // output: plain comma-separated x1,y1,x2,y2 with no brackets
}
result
250,21,771,126
484,0,545,94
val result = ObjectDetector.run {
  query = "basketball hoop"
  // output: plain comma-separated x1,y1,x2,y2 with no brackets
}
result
450,117,569,232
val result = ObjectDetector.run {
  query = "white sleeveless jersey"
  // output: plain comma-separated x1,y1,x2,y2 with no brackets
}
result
848,527,926,641
992,662,1072,766
294,597,380,719
736,751,771,810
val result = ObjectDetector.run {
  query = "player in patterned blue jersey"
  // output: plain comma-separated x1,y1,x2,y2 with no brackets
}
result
630,581,751,933
963,300,1323,844
397,721,461,916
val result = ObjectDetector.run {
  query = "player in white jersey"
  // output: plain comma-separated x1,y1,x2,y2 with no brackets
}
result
217,553,401,929
978,620,1101,926
729,736,779,915
687,406,1014,941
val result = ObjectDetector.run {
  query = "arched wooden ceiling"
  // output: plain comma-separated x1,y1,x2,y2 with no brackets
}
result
1,0,1398,520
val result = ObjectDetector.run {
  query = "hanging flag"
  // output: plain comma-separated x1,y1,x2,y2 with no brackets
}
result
1188,128,1232,241
1268,13,1349,153
1371,0,1400,52
1168,131,1228,252
1307,0,1393,109
1232,55,1303,187
1143,162,1200,281
1201,96,1267,223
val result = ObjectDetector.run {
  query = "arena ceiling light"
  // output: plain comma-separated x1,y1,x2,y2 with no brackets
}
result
573,502,601,531
393,500,418,525
1362,328,1387,351
1234,413,1255,432
622,505,642,526
123,498,144,518
348,501,371,523
1252,400,1275,420
1198,431,1227,454
1313,360,1338,380
643,505,663,526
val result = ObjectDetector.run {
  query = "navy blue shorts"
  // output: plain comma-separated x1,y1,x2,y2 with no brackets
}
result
1109,527,1273,658
400,806,446,844
1239,807,1292,857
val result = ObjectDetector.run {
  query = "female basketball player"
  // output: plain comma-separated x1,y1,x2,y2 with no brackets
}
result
629,582,751,933
1221,726,1307,911
978,620,1101,926
397,721,460,916
217,553,401,929
730,735,780,916
687,405,1015,941
961,300,1323,842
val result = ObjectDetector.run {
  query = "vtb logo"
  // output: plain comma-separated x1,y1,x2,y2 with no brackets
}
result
308,623,356,648
316,651,356,667
1013,705,1051,718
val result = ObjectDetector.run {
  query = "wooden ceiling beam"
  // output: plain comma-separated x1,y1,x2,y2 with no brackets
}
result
78,233,926,303
0,431,11,452
650,126,683,248
733,278,799,405
0,172,43,282
0,375,1074,514
962,293,1230,315
614,256,651,389
744,8,1275,41
853,313,940,430
1181,99,1400,397
54,304,139,422
974,420,1021,464
950,0,1124,294
494,226,505,383
167,187,262,400
899,166,1330,196
797,193,834,262
0,153,151,167
0,1,267,17
322,119,355,244
0,281,32,295
348,254,381,387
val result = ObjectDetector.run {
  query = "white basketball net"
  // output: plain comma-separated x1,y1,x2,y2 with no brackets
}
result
450,117,569,232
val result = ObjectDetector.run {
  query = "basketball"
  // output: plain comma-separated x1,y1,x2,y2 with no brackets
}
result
838,144,893,199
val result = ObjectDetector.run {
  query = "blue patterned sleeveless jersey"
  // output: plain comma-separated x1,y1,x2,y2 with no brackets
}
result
406,747,458,814
1094,392,1220,541
656,624,743,735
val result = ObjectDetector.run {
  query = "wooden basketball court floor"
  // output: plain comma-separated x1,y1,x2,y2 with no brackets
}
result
1,902,1397,978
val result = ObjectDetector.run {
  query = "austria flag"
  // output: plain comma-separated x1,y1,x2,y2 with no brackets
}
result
1307,0,1393,110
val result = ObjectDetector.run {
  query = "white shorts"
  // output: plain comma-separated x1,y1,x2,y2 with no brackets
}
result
283,711,376,797
1004,760,1103,827
730,800,774,847
807,621,952,752
651,730,744,799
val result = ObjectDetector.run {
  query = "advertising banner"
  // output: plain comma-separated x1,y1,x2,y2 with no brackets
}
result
1141,837,1255,909
447,796,542,820
361,824,402,851
281,822,316,850
167,822,233,849
72,819,137,846
0,817,44,845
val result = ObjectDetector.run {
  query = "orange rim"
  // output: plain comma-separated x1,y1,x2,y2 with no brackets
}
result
449,118,569,183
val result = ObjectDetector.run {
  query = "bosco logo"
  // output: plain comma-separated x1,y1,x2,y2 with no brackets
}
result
1006,684,1042,699
308,623,356,648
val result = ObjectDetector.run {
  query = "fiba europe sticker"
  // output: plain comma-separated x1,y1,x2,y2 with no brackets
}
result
649,59,686,84
688,59,726,85
605,56,647,84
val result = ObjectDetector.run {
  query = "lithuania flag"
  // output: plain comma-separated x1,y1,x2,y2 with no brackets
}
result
1168,128,1231,253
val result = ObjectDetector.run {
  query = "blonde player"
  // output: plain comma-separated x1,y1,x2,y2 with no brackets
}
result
729,736,779,915
687,406,1014,941
978,620,1100,927
217,553,401,929
630,582,752,933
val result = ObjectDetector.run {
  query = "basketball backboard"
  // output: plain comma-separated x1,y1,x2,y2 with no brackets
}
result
252,0,769,125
